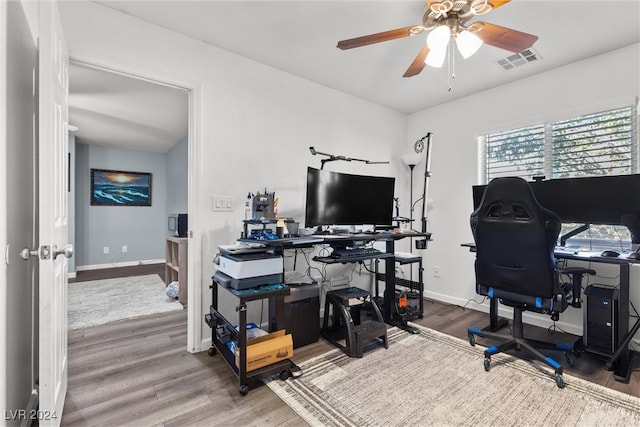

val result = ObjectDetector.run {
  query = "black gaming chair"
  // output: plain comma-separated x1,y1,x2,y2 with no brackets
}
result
467,177,576,388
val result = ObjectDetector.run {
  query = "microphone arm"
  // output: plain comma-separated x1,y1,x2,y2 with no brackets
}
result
309,146,390,170
419,133,433,233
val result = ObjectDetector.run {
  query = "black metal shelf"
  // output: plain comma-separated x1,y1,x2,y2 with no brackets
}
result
313,252,394,264
206,277,295,395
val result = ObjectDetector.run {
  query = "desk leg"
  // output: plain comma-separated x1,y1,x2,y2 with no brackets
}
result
382,240,419,334
485,298,509,332
418,259,424,318
269,295,286,332
609,264,632,382
238,301,248,393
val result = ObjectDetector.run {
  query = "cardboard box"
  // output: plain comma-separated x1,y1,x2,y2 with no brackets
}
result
235,329,293,372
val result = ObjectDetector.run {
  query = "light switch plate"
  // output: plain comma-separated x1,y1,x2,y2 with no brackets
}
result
212,195,233,212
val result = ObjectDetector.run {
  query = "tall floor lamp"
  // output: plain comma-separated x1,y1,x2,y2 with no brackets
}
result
401,153,424,239
401,153,423,284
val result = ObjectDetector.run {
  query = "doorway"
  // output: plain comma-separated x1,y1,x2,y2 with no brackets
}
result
67,60,190,329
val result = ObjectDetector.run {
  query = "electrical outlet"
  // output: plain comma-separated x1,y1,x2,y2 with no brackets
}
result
103,246,109,254
433,266,440,277
330,275,349,290
122,245,128,253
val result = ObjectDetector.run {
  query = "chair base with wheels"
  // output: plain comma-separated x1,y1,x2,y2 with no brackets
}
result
466,265,595,389
468,307,573,388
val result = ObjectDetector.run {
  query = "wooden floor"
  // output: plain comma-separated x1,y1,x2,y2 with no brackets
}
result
62,266,639,426
68,263,167,283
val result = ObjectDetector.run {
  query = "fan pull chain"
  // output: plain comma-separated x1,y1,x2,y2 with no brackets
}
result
448,40,455,92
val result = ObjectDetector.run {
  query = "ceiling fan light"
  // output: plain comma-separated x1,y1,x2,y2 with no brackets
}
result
424,25,450,68
426,24,451,50
425,46,447,68
456,30,483,59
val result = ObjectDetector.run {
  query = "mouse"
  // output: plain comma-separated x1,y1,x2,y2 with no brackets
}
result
601,250,620,258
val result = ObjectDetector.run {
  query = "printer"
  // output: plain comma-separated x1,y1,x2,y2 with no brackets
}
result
216,250,283,290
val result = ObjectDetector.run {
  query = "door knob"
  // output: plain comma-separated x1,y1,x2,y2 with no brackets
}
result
19,248,39,260
53,244,73,259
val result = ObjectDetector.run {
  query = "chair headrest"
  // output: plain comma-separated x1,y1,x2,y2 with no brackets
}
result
477,177,542,219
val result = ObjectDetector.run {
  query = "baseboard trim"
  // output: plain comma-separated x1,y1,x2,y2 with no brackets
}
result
199,337,211,354
75,259,165,271
423,290,582,336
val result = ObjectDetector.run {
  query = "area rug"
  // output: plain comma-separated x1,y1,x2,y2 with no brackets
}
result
267,325,640,426
68,274,183,330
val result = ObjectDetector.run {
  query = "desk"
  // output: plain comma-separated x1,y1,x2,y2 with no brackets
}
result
555,250,637,382
463,243,638,382
250,232,431,333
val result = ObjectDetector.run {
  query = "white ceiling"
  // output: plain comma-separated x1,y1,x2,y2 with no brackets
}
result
69,0,640,152
69,62,188,152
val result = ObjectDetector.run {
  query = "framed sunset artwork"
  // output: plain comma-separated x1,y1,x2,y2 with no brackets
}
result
90,168,152,206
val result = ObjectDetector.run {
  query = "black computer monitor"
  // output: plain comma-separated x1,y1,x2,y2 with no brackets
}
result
304,167,395,228
472,174,640,242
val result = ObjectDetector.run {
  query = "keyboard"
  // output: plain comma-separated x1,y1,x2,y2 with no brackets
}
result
554,246,579,255
330,247,382,259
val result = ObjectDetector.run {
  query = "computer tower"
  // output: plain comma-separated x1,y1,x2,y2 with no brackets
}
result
270,283,320,348
583,284,618,355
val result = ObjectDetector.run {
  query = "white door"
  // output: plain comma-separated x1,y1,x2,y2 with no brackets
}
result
38,0,71,422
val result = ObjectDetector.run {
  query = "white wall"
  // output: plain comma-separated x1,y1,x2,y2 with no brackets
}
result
166,136,188,215
408,44,640,336
59,1,407,349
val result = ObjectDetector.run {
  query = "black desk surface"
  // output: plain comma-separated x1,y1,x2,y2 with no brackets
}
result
246,231,432,248
462,242,640,265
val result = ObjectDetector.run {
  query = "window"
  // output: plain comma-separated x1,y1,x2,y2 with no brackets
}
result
479,106,638,247
480,106,636,183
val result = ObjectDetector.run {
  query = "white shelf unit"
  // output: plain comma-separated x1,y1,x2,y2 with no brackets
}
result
165,236,188,306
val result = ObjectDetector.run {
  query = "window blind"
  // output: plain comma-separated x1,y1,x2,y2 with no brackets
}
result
481,105,637,244
484,124,545,181
552,107,634,178
483,106,636,183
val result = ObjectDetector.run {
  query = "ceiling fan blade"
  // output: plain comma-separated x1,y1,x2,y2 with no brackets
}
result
472,21,538,53
403,45,430,78
337,25,418,50
484,0,511,12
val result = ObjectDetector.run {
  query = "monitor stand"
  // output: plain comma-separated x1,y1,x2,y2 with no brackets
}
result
559,224,590,247
621,214,640,250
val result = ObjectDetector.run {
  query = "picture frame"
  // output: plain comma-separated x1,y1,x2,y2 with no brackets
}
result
90,168,152,206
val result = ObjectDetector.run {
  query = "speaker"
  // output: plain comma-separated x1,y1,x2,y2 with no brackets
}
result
583,284,618,355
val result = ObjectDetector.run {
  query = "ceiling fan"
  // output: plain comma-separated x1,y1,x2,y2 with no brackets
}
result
337,0,538,77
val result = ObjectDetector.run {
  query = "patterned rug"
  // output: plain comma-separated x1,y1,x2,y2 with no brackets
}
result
267,325,640,426
68,274,183,330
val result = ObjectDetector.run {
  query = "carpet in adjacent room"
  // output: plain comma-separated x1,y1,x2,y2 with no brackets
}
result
68,274,183,330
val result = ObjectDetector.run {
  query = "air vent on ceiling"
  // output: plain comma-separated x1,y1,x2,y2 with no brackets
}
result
496,48,541,70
